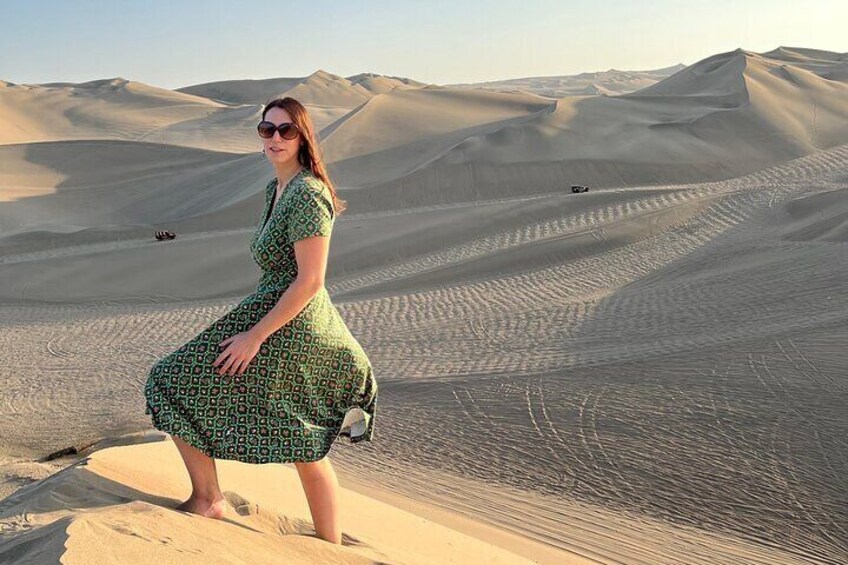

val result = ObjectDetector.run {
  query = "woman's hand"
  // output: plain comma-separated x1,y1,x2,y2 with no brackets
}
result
214,330,264,377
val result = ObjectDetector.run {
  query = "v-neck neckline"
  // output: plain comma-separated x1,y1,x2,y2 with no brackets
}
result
260,168,307,234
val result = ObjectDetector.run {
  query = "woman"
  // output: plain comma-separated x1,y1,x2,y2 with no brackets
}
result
144,97,377,545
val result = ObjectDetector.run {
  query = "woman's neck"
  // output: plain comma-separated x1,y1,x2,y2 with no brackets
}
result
274,161,305,191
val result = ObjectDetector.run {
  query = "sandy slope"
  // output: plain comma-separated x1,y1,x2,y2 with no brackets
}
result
0,140,264,235
0,438,552,565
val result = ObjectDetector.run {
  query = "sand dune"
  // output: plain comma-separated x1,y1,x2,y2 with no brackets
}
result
322,87,555,187
0,77,226,146
176,69,425,106
0,72,366,153
341,48,848,211
448,63,686,97
0,437,550,564
1,45,847,563
0,76,269,153
347,72,429,94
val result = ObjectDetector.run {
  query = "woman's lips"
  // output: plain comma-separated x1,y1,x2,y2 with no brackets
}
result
269,147,284,153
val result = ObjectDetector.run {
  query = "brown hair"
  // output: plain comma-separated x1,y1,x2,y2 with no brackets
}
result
261,96,347,215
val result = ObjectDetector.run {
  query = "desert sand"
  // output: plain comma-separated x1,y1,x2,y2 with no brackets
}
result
1,46,847,563
0,435,563,564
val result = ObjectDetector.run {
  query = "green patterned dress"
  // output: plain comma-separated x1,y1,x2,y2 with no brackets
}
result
144,168,377,464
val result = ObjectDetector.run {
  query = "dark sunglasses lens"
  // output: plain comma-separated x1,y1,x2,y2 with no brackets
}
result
280,123,299,140
257,121,276,138
257,121,298,140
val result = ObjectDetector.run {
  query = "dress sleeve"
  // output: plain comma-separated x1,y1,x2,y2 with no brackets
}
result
287,182,335,243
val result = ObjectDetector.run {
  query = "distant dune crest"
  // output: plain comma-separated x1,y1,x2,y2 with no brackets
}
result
175,69,428,107
448,62,688,97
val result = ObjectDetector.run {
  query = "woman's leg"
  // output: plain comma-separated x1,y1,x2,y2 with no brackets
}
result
171,433,227,519
294,457,342,544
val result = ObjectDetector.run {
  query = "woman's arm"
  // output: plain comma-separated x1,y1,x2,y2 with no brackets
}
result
214,236,330,377
214,181,335,377
249,235,330,341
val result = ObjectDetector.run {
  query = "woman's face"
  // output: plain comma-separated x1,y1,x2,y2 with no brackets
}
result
261,107,302,165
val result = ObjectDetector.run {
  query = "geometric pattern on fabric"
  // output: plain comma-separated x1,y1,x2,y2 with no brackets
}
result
144,168,377,464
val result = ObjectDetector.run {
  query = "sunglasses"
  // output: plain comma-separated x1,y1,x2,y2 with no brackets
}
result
257,120,301,140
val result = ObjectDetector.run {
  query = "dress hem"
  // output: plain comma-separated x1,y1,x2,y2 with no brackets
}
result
145,404,370,465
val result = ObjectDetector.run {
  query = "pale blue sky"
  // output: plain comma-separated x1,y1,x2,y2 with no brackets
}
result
1,0,844,89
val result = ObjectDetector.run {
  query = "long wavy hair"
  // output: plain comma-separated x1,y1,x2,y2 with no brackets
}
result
261,97,347,215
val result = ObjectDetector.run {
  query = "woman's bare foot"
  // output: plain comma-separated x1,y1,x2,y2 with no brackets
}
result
175,495,228,519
